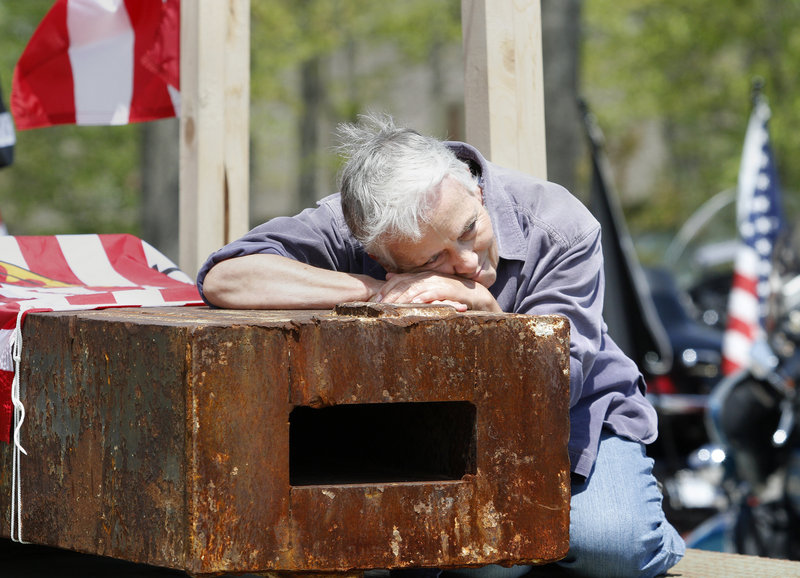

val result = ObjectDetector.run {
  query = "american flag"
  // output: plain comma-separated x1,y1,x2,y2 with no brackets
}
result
0,234,203,445
11,0,179,130
721,97,784,375
1,233,203,542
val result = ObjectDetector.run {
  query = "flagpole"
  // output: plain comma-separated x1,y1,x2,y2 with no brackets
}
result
751,76,765,106
461,0,547,179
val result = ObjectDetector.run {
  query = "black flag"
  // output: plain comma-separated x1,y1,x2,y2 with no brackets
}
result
580,99,672,376
0,76,14,169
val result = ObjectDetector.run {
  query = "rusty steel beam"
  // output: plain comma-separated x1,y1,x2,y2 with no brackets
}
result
0,304,571,576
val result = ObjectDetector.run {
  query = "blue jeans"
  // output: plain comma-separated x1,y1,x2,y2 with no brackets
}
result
422,431,685,578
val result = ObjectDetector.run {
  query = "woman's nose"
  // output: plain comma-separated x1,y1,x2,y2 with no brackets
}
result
452,248,479,277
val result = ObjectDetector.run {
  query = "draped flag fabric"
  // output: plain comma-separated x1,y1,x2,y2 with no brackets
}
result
11,0,180,130
0,234,203,445
721,97,784,375
0,77,14,168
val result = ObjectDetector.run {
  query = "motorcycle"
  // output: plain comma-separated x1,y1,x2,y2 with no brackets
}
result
685,227,800,559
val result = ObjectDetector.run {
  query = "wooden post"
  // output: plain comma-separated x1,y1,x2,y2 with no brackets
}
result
461,0,547,179
179,0,250,277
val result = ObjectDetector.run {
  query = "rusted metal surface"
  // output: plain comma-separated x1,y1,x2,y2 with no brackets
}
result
0,305,571,576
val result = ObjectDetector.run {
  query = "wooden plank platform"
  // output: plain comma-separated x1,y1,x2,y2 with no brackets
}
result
0,305,571,576
668,548,800,577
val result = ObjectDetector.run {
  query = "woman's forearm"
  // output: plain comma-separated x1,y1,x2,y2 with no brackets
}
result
201,253,383,309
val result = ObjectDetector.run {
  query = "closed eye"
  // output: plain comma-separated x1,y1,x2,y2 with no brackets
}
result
424,252,443,267
459,218,477,240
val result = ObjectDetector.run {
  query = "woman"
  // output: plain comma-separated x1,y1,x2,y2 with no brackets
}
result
198,113,685,577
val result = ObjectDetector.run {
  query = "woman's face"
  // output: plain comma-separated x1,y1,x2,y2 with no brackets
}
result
381,176,500,289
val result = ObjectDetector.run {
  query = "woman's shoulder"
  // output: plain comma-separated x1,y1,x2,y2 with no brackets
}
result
490,166,599,250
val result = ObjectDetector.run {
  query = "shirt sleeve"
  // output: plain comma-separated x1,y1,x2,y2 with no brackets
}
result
511,209,606,410
196,195,383,302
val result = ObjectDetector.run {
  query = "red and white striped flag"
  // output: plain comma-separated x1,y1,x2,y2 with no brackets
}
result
721,96,784,375
11,0,179,130
0,234,203,444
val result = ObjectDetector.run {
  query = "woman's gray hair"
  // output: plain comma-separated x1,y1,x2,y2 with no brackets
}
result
335,113,479,262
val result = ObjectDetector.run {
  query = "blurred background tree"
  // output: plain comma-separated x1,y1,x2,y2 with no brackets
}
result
0,2,141,236
583,0,800,252
1,0,797,268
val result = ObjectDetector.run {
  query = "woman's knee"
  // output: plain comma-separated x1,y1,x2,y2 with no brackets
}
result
562,506,663,576
560,434,685,576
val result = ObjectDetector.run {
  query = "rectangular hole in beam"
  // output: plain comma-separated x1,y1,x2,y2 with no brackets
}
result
289,401,476,486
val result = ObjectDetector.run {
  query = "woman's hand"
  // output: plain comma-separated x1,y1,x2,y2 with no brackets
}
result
375,271,502,312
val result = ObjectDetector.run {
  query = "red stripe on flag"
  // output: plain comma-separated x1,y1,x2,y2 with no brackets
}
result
139,0,180,90
160,286,202,303
721,357,742,376
125,0,178,122
10,0,76,129
1,233,201,444
0,302,26,325
99,234,188,288
730,270,758,295
725,315,757,341
0,315,19,331
0,369,12,442
65,292,118,306
16,235,84,286
0,306,50,444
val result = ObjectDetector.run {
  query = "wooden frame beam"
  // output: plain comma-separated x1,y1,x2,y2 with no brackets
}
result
179,0,250,277
462,0,547,178
177,1,546,275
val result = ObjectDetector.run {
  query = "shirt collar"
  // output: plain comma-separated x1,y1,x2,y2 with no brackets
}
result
445,141,529,261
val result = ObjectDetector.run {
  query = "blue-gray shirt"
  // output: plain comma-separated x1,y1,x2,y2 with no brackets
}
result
196,142,658,477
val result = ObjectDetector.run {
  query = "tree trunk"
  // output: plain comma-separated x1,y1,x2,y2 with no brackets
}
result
140,118,180,263
297,56,323,210
541,0,583,196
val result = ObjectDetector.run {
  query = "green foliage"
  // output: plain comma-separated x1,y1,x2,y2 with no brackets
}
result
583,0,800,238
2,124,141,235
250,0,461,104
0,2,142,235
1,0,462,235
5,0,799,243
